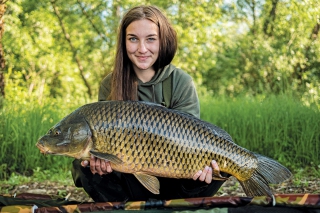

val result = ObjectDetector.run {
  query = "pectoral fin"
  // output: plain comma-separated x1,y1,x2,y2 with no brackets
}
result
133,172,160,194
90,150,123,165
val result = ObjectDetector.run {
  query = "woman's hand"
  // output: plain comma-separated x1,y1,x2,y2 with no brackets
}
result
81,155,113,175
192,160,220,184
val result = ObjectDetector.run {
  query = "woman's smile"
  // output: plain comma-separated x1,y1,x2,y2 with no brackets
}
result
136,55,150,61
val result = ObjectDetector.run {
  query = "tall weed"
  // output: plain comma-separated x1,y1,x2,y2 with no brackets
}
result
0,98,87,179
200,94,320,169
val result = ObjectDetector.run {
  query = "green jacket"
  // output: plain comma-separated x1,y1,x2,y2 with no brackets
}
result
98,64,200,118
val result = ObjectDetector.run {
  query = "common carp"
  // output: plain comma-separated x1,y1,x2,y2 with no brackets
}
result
36,101,291,197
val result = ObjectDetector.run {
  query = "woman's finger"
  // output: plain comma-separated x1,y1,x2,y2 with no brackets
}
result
198,166,209,181
205,167,213,184
211,160,219,172
192,170,202,180
95,158,103,175
100,159,107,173
89,155,97,174
81,160,89,167
105,161,113,173
211,160,224,178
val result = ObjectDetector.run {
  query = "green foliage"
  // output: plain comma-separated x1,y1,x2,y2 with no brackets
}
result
2,0,319,104
3,0,115,99
201,1,319,104
200,94,320,169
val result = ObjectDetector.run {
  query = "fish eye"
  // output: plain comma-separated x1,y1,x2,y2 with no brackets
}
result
54,128,61,136
47,128,61,136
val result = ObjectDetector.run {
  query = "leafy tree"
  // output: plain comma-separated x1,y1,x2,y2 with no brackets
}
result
202,0,319,104
1,0,319,106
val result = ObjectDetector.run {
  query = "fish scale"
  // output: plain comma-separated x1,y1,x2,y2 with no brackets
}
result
36,100,291,196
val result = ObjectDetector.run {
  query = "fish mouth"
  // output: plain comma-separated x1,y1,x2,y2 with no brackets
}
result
36,143,55,155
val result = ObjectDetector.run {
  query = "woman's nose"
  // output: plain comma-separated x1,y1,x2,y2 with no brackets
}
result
138,42,147,53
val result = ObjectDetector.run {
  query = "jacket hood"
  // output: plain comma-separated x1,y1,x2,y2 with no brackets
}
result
136,64,176,104
137,64,175,86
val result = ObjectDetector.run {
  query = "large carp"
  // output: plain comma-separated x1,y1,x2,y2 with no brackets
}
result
36,101,291,197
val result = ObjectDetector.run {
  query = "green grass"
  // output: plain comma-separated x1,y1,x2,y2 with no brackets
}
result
0,99,82,179
0,94,319,181
200,94,320,170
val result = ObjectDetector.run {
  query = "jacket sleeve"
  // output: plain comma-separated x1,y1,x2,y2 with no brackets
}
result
98,74,112,101
170,70,200,118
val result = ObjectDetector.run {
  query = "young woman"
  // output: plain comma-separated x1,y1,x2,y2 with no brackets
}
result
71,5,228,202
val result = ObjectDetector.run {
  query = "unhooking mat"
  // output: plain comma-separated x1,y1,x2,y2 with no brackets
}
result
0,193,319,213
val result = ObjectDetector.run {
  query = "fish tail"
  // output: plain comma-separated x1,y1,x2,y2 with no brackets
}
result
239,153,292,197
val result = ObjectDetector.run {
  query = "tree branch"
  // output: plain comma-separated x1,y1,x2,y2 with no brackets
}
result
263,0,278,36
294,20,320,81
244,0,257,35
51,0,92,98
76,0,109,42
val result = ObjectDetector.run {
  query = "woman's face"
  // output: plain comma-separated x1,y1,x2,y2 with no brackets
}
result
126,19,160,73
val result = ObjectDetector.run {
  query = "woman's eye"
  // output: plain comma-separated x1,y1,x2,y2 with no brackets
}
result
147,37,156,41
129,37,137,42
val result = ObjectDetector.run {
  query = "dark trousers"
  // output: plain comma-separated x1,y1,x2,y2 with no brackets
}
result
71,159,229,202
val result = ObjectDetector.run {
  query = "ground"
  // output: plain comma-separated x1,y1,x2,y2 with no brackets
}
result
1,175,319,202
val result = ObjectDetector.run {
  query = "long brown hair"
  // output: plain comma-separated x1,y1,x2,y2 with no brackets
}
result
109,5,177,101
